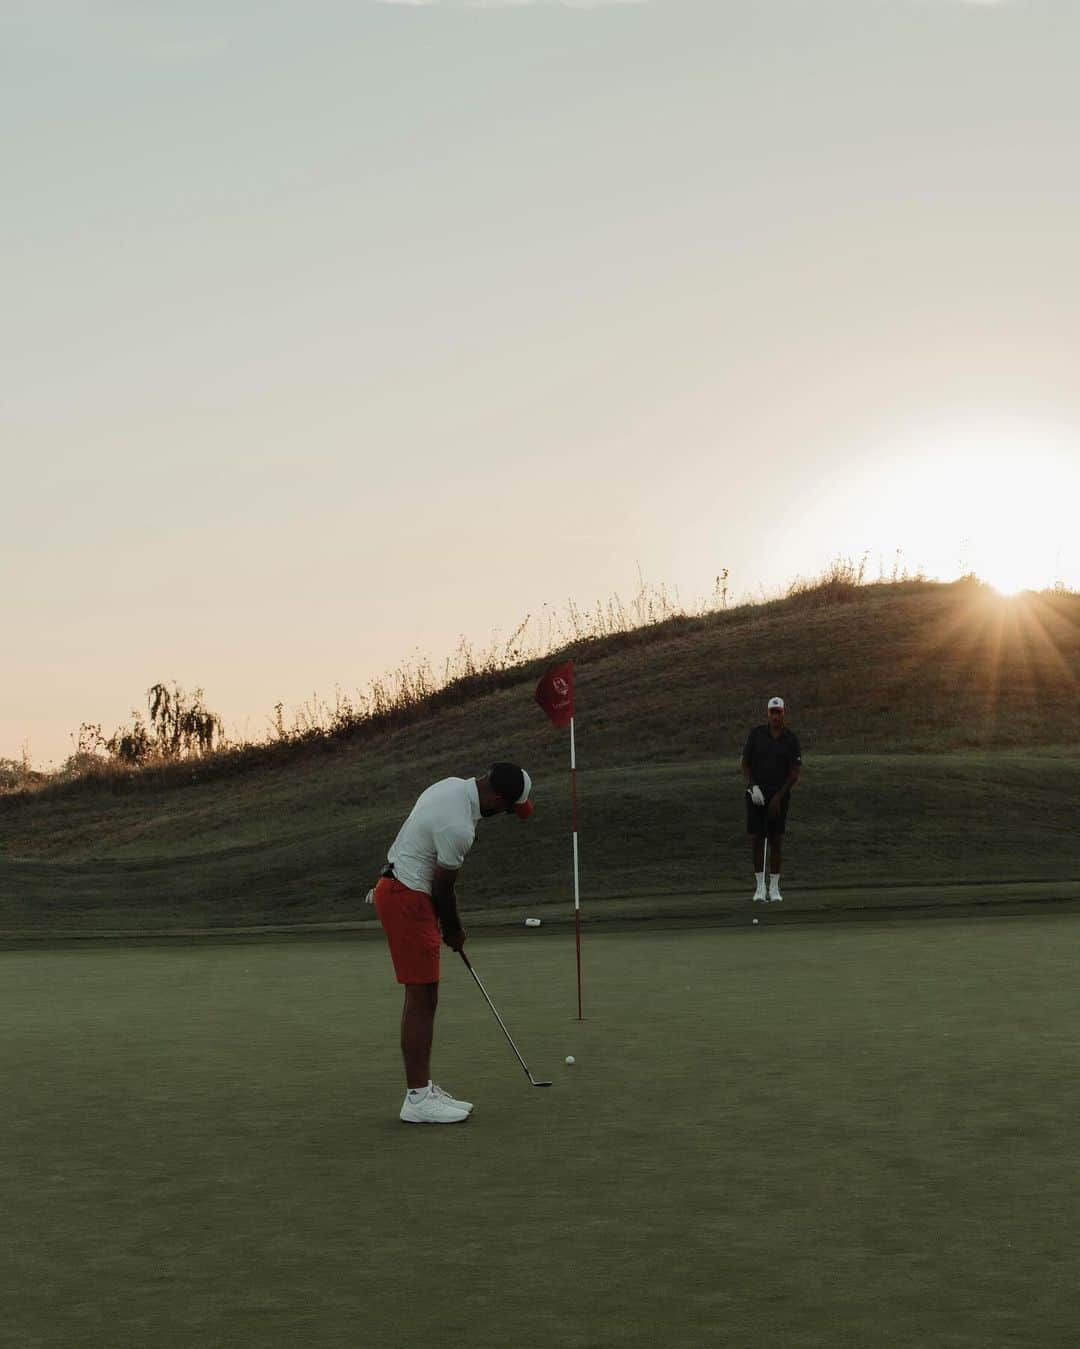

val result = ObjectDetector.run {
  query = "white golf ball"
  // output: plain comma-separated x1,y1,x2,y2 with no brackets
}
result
752,918,759,925
565,1055,575,1065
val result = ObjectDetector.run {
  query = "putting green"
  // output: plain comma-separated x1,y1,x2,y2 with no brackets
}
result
2,915,1078,1348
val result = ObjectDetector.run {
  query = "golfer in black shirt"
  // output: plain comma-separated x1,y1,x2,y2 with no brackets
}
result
741,696,802,902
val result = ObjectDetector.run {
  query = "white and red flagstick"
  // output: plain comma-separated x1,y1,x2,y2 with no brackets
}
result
534,660,583,1020
569,712,582,1020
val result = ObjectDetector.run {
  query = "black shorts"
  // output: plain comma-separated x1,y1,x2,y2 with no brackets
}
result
746,791,790,839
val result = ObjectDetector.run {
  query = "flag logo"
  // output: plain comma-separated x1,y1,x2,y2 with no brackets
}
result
535,661,574,729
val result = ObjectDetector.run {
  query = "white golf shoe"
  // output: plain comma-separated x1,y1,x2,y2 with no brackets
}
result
767,880,783,903
400,1088,470,1124
753,874,767,902
432,1083,473,1114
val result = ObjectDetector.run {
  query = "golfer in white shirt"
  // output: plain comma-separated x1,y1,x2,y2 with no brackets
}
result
373,763,534,1124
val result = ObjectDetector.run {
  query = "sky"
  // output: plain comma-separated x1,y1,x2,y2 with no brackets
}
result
4,0,1080,767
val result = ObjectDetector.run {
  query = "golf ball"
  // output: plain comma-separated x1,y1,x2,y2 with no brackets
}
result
752,918,759,925
565,1055,575,1065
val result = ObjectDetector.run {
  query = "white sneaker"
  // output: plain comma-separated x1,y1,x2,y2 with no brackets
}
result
432,1083,473,1114
753,883,766,902
768,883,783,903
400,1090,470,1124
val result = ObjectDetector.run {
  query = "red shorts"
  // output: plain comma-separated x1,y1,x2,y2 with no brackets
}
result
374,877,441,985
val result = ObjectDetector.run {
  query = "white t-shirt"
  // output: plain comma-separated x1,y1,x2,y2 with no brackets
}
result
386,777,482,895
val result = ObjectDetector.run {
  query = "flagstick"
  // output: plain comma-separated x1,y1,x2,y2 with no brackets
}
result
570,715,583,1020
533,660,581,1021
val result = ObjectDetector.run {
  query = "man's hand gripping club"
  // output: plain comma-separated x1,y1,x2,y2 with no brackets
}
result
431,864,467,952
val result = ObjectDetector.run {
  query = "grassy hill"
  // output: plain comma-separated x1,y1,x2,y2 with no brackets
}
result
1,580,1078,937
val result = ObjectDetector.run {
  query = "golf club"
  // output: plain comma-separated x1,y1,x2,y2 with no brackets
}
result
459,950,552,1087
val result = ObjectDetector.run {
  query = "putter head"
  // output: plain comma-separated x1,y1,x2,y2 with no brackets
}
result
532,1080,553,1088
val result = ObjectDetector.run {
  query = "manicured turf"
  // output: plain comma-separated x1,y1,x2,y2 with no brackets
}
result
3,916,1078,1348
4,579,1077,938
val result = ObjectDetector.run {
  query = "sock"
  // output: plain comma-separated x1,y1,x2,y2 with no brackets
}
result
407,1081,432,1100
771,873,780,887
755,871,765,887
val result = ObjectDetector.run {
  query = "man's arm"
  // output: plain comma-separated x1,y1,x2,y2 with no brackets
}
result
774,732,803,805
740,728,756,787
431,864,466,951
742,731,766,803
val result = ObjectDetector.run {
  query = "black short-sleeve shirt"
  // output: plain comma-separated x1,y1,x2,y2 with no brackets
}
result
741,725,802,794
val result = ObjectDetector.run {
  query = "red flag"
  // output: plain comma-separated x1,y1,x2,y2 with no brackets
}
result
535,660,574,729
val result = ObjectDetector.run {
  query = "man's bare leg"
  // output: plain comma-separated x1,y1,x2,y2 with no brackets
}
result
401,982,438,1088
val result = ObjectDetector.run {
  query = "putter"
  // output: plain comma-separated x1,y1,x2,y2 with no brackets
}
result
459,950,552,1087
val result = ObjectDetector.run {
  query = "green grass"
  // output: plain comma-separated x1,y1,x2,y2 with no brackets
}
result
1,581,1077,936
3,918,1079,1348
1,749,1078,936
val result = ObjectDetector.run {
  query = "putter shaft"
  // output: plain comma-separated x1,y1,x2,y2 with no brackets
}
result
460,951,552,1087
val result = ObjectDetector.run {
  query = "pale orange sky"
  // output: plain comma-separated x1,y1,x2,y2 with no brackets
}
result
4,0,1079,767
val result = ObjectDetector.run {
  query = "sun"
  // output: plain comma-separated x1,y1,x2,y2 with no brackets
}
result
953,450,1074,595
984,574,1034,599
851,427,1078,595
970,547,1044,599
